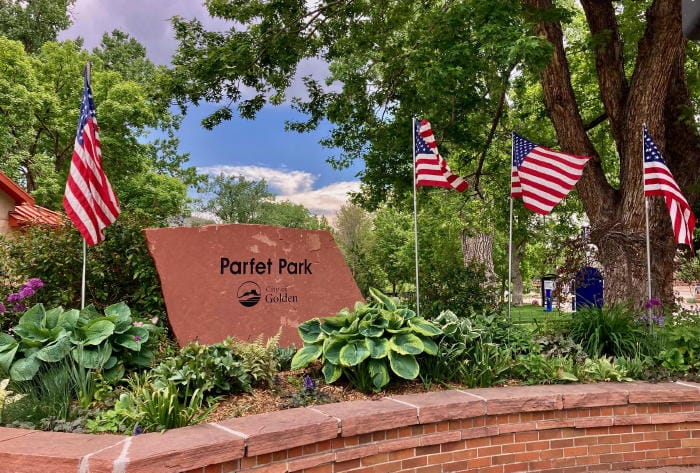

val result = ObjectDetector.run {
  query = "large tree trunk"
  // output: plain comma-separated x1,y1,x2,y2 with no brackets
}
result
461,232,496,280
524,0,699,307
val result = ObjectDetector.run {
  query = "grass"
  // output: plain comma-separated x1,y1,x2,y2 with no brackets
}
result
509,304,570,325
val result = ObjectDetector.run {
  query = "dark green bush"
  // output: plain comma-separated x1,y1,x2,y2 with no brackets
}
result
567,304,652,358
0,211,166,322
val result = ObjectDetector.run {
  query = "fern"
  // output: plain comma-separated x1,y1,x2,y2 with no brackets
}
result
226,331,281,387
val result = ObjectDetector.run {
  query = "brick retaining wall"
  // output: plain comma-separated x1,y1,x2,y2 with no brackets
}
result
1,382,700,472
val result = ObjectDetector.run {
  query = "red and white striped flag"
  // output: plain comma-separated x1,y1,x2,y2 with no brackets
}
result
511,132,590,215
415,120,468,192
643,126,696,251
63,70,120,246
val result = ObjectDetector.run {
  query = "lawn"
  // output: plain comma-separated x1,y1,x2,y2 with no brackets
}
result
509,304,571,325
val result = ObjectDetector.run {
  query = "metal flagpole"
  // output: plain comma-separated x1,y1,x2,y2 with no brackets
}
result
412,118,421,317
80,62,92,310
507,198,514,321
507,134,514,321
643,124,653,325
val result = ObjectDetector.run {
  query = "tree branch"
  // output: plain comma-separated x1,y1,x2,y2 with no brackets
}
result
579,0,628,146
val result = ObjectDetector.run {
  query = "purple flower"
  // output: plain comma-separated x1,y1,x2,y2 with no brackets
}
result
6,293,20,303
133,335,141,342
26,278,44,289
149,317,159,325
132,424,143,436
12,303,26,313
132,321,144,327
0,303,5,314
643,298,662,310
303,375,317,392
18,286,35,299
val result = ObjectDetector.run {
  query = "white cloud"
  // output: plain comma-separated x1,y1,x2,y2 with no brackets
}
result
197,165,359,217
280,181,360,217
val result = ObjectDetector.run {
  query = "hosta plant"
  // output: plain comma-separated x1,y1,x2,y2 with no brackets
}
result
0,302,158,383
291,288,442,392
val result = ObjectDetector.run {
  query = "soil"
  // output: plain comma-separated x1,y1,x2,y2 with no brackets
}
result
204,368,449,422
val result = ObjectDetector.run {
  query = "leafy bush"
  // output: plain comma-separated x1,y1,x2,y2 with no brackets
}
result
0,211,166,319
510,353,578,385
151,341,251,398
567,303,651,358
3,363,79,427
87,371,214,434
227,333,280,387
291,288,442,392
0,302,159,383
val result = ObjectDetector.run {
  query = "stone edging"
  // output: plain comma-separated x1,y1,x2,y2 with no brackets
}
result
1,382,700,472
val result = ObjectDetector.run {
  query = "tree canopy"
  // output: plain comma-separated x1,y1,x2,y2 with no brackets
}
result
168,0,699,305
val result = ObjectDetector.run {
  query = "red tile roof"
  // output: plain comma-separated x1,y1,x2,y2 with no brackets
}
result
9,202,64,227
1,171,65,228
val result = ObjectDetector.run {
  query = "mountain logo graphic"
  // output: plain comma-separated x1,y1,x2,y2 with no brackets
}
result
237,281,261,307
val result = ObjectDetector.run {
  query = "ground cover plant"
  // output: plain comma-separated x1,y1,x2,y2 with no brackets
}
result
0,289,699,434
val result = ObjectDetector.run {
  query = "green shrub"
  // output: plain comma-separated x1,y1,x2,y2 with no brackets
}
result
227,333,280,388
3,363,79,427
291,288,442,393
510,353,578,385
0,211,166,320
0,302,159,383
151,341,252,398
567,303,651,358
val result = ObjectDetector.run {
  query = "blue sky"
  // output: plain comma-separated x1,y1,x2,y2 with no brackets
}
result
59,0,362,217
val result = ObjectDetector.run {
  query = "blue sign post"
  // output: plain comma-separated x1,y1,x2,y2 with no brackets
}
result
541,274,556,313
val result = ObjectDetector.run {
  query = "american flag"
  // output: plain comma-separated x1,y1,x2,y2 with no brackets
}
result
63,70,120,246
643,126,696,251
511,132,590,215
414,120,468,192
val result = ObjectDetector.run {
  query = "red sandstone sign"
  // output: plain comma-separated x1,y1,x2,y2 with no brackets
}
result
144,224,363,346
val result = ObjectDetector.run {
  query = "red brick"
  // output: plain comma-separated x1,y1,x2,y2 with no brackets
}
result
402,456,428,469
287,452,335,471
427,452,454,465
334,458,361,472
442,459,470,472
513,432,538,443
414,465,443,473
550,438,574,449
301,464,333,473
372,460,403,473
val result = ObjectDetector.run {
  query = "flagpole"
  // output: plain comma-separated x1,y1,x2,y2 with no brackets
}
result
412,118,421,317
79,61,92,310
643,124,653,325
507,133,514,321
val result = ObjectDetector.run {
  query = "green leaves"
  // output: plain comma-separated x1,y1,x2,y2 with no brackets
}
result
0,302,160,382
293,288,441,393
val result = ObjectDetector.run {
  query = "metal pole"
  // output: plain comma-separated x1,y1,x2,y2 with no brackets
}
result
507,197,514,321
507,134,515,321
412,118,421,317
80,61,92,310
643,124,653,326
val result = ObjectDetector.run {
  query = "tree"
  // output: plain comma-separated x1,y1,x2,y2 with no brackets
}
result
0,35,192,222
522,0,699,304
168,0,698,306
199,174,274,223
257,200,329,229
0,0,74,53
333,204,383,294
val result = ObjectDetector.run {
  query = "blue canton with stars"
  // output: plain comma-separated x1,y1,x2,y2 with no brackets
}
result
75,75,96,145
643,127,665,164
415,121,434,155
512,132,537,167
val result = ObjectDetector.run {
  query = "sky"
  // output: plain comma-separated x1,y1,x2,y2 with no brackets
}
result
58,0,362,218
